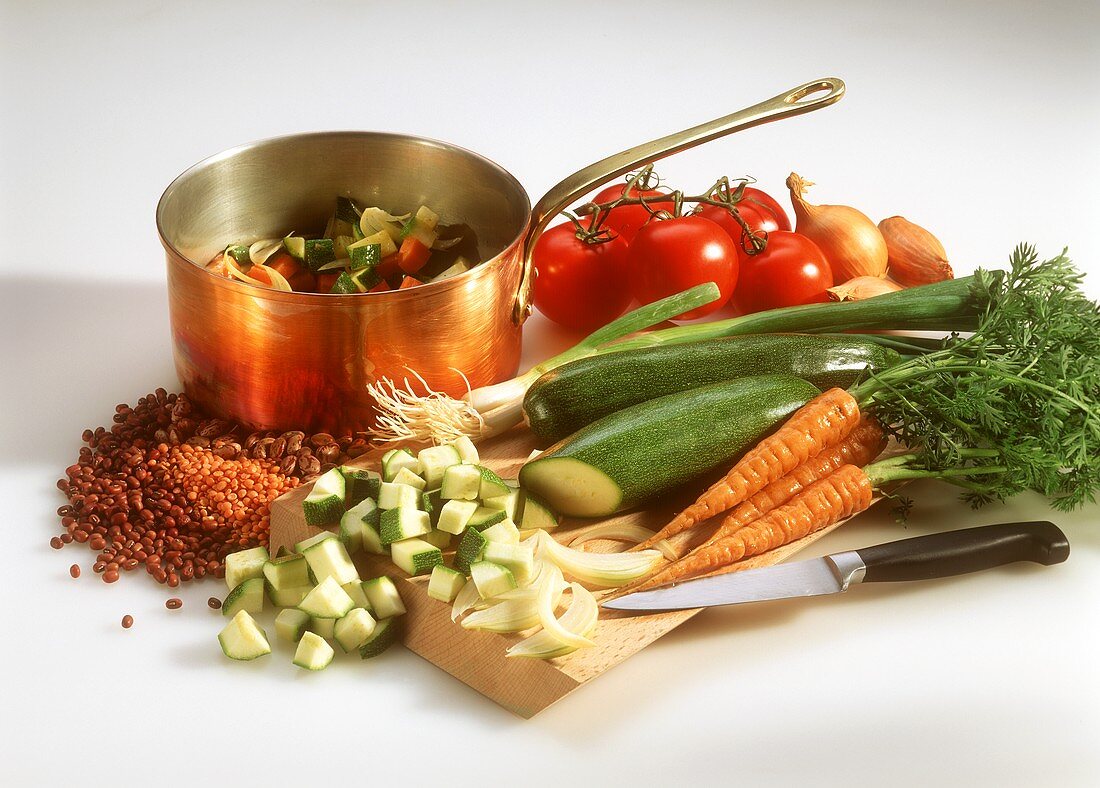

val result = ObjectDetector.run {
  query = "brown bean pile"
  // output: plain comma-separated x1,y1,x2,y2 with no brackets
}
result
54,389,368,585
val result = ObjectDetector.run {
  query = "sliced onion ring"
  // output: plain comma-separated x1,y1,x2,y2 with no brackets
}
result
537,531,662,588
248,238,284,265
506,582,598,659
537,565,594,648
567,522,678,561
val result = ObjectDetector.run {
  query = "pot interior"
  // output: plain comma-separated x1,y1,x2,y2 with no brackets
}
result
157,131,531,270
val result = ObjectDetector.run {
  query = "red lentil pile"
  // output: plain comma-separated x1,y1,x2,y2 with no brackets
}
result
54,389,368,585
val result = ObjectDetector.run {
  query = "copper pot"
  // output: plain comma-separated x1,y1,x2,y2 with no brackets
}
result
156,79,844,434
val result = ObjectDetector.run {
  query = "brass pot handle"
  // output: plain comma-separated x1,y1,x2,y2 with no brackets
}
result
512,76,846,324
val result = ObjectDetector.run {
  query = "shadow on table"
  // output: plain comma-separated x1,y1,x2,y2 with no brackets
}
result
0,275,177,467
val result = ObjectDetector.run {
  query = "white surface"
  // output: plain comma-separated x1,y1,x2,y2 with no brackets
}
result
2,1,1098,785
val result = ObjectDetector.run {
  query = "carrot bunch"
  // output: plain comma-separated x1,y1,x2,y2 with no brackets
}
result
620,245,1100,592
620,394,888,592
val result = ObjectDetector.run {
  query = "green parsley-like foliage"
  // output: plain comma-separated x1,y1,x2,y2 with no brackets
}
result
855,245,1100,511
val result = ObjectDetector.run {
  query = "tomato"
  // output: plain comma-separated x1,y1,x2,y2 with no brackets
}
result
697,201,780,253
592,184,665,242
628,215,738,320
399,275,421,290
740,187,791,232
735,231,833,313
532,223,631,331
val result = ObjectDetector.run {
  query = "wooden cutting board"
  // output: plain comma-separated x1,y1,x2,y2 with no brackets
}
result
269,429,879,718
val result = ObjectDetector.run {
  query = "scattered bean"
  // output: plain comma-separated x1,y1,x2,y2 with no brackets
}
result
207,597,222,610
165,598,183,610
69,564,81,578
121,615,133,629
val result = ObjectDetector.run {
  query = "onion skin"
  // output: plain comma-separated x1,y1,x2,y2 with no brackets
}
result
827,276,903,302
786,173,888,283
879,216,954,286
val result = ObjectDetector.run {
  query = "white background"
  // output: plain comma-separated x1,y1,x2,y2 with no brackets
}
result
2,1,1098,786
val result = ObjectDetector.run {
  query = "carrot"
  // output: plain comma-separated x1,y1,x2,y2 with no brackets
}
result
630,463,874,591
703,417,885,549
634,387,861,550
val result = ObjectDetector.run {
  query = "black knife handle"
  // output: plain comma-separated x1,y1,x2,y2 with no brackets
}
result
855,521,1070,583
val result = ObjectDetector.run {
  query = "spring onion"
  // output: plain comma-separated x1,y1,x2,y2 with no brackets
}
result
368,283,722,443
370,274,984,444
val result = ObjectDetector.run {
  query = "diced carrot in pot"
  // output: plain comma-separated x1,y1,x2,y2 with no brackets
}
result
397,238,432,274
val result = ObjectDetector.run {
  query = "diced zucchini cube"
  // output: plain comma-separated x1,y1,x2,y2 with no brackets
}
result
415,205,440,230
480,518,520,544
268,584,311,608
392,467,426,490
437,499,479,535
293,530,337,554
339,466,381,506
293,631,335,671
302,468,346,526
309,616,336,639
334,607,378,653
355,228,397,258
379,506,431,546
421,529,451,550
468,507,507,531
455,528,488,575
441,463,482,500
338,513,363,554
301,536,359,585
224,546,270,590
342,580,372,611
298,576,355,619
483,541,535,585
521,492,561,531
382,448,421,482
275,608,311,643
348,241,381,272
390,537,443,576
452,437,479,465
218,610,271,661
470,561,517,599
474,466,511,499
417,444,462,488
263,553,309,591
422,488,443,524
427,565,466,603
378,481,421,511
362,576,406,618
358,617,399,659
361,520,385,555
222,577,265,617
341,495,380,550
482,487,524,522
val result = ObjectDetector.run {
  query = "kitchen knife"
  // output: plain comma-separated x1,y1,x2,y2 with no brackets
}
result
601,521,1069,613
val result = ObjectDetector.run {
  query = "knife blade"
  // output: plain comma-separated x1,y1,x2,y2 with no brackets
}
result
601,520,1069,613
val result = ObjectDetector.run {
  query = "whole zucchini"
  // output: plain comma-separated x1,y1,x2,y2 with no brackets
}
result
523,334,899,444
519,375,818,517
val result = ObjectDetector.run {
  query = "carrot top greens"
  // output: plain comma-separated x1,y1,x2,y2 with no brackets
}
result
851,245,1100,511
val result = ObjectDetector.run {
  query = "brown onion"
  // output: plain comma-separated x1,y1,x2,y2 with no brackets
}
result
878,216,954,286
786,173,888,282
